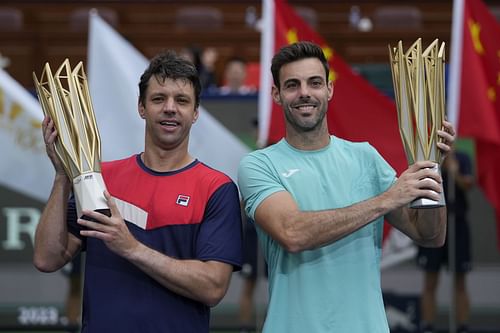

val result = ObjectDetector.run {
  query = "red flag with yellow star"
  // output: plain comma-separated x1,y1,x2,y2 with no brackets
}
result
258,0,406,175
449,0,500,248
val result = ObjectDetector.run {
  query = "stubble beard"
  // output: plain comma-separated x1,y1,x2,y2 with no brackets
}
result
284,103,327,133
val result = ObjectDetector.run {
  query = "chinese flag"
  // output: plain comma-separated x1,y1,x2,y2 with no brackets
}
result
258,0,407,243
258,0,406,174
449,0,500,248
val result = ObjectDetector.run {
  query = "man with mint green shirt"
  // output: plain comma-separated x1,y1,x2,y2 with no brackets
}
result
237,41,456,333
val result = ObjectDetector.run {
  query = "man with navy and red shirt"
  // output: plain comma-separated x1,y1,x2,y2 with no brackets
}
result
33,51,242,333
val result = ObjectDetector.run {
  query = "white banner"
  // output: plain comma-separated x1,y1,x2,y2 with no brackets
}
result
0,68,53,201
88,12,249,182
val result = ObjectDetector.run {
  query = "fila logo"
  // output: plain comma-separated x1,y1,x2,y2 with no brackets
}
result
176,195,190,207
282,169,300,178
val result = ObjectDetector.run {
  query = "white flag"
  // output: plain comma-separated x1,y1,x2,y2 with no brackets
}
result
0,68,53,200
88,13,249,182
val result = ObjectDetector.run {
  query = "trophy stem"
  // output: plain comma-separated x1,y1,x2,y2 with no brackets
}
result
409,164,446,209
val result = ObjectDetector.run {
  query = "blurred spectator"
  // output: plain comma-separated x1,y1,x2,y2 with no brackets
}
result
238,118,265,333
238,217,260,332
219,57,257,95
61,253,82,326
417,151,475,333
179,45,218,91
199,47,219,91
179,46,199,66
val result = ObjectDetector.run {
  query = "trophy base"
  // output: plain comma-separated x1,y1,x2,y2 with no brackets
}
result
82,208,111,222
73,172,109,218
409,164,446,209
410,197,445,209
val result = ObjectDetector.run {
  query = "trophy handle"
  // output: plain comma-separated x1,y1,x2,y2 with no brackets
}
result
409,164,446,209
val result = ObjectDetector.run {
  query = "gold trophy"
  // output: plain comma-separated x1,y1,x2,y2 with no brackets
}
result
389,38,446,208
33,59,108,218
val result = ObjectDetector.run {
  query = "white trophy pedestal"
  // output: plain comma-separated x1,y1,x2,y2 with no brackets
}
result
73,172,109,218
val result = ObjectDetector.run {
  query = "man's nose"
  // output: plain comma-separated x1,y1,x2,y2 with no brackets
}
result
163,98,176,112
299,83,311,97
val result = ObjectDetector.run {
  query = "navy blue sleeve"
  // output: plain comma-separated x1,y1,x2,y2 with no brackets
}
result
67,195,87,251
196,181,243,271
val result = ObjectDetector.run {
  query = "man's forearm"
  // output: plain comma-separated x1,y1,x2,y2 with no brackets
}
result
33,175,75,272
413,206,447,247
124,242,232,307
276,191,397,252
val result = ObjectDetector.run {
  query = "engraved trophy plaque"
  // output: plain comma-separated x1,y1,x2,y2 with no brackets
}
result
389,38,446,208
33,59,108,217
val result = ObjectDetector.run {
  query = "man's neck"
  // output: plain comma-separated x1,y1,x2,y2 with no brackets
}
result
285,125,331,151
141,147,194,172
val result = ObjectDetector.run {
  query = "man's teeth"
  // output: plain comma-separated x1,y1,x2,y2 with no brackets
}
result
161,121,177,126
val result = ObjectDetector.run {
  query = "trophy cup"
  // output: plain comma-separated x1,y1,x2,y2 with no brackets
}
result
389,38,446,208
33,59,108,218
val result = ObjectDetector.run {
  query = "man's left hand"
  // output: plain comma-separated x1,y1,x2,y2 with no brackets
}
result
437,120,456,161
78,191,139,258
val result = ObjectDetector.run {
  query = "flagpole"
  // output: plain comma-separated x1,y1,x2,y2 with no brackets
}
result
254,1,275,329
447,1,464,332
258,0,274,148
447,0,464,129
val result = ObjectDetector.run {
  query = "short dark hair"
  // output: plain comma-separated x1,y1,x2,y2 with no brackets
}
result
138,51,201,108
271,41,329,89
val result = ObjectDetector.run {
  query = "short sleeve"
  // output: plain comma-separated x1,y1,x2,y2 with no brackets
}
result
367,144,397,193
238,152,285,220
196,182,243,270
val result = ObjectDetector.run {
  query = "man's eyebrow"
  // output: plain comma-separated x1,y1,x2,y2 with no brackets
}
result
175,93,192,99
150,91,165,96
283,75,324,85
283,78,300,85
308,75,325,81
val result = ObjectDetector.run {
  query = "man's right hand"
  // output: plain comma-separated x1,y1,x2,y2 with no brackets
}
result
42,115,67,177
386,160,443,208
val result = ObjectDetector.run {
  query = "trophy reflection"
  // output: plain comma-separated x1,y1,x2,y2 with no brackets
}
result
33,59,108,218
389,38,446,208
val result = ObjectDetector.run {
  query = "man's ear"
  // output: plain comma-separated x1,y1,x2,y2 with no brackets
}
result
327,81,334,101
138,101,145,119
271,86,281,105
192,107,199,124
